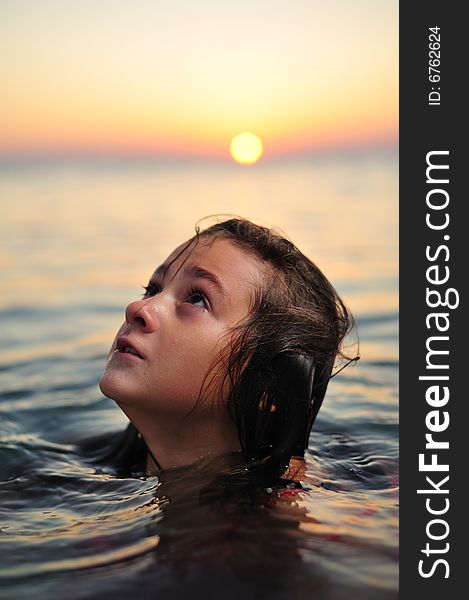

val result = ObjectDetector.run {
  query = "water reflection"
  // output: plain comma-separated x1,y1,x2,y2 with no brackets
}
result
128,457,395,599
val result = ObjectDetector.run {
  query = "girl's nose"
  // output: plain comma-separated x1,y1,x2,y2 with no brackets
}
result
125,298,158,332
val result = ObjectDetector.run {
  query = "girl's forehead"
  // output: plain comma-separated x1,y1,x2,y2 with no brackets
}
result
161,236,240,271
164,234,226,263
156,236,266,292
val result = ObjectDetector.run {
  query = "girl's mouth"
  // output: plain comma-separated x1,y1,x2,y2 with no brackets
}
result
115,337,144,359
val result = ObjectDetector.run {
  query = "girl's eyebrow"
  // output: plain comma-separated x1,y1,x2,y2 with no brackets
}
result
190,266,228,300
153,263,229,305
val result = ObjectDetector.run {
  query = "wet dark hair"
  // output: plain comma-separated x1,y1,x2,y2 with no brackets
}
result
83,217,356,483
189,218,355,480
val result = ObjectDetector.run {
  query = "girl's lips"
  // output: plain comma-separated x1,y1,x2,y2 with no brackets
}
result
113,348,143,362
115,336,145,359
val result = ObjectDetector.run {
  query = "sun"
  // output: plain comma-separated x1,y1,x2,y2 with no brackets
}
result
229,132,264,165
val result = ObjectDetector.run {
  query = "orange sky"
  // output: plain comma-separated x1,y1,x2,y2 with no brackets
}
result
0,1,398,159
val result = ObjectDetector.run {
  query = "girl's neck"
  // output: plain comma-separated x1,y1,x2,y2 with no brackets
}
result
120,405,241,475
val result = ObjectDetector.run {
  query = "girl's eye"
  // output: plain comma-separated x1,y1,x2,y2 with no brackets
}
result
142,282,208,310
186,286,208,310
142,282,161,298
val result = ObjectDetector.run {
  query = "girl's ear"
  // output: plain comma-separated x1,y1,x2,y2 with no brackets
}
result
273,353,333,457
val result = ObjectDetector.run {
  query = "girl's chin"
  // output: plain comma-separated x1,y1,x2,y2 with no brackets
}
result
98,372,122,401
98,372,140,407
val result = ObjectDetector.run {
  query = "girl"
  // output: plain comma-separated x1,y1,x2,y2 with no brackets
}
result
92,217,355,484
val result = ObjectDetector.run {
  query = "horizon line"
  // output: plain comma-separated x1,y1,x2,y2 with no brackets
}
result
0,140,398,165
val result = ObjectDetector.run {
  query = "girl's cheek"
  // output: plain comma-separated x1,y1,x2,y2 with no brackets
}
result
178,304,210,319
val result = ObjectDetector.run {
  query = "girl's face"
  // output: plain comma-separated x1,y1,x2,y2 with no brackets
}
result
99,236,264,422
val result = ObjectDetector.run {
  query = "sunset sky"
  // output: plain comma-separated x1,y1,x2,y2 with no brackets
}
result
0,0,397,160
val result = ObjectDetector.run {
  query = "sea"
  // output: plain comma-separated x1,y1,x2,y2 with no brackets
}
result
0,151,398,599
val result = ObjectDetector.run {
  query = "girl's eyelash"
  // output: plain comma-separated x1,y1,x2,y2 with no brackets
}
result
187,285,209,310
142,282,160,297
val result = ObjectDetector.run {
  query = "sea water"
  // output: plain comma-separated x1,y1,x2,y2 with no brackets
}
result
0,153,398,599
